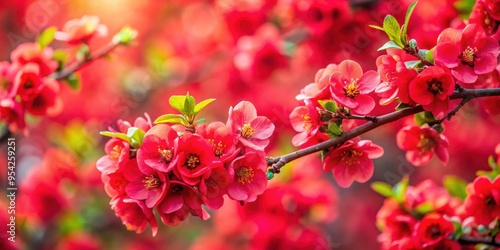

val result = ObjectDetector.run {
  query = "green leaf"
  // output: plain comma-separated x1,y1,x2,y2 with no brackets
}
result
183,93,196,116
327,122,342,136
194,98,215,115
377,41,402,51
53,49,68,72
488,155,497,169
451,221,463,240
383,15,402,46
169,95,187,114
63,74,80,90
392,176,409,204
112,27,138,45
127,127,145,149
154,114,188,125
371,182,394,198
100,131,131,143
404,60,421,69
395,102,412,110
443,175,468,200
193,118,206,124
426,47,435,64
414,112,435,126
418,49,428,59
76,43,90,62
415,201,434,214
318,100,337,112
369,25,385,31
454,0,476,19
402,1,418,41
38,26,57,49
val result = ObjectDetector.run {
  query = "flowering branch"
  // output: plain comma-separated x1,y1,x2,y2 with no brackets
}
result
50,40,121,80
266,87,500,173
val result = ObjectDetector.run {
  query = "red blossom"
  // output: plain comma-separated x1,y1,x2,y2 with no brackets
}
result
198,165,230,210
111,197,158,236
434,24,500,84
10,42,58,77
330,60,380,115
227,150,268,202
414,213,455,248
396,126,449,166
464,176,500,225
137,124,177,172
0,98,25,131
124,160,169,208
296,63,338,101
158,182,209,226
289,100,321,147
323,138,383,188
96,138,130,174
226,100,275,150
469,0,500,39
374,54,418,105
196,121,239,163
55,15,108,45
172,133,217,185
408,66,455,117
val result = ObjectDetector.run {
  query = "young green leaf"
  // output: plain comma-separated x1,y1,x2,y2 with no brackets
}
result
383,15,402,46
100,131,131,143
425,47,435,64
154,114,188,125
112,27,138,45
404,60,421,69
169,95,187,114
369,24,385,31
183,93,196,116
371,182,394,198
127,127,146,148
63,73,81,90
392,176,409,204
194,98,215,115
415,201,434,214
443,175,468,200
395,102,412,110
402,1,418,41
377,41,402,51
38,26,57,49
327,123,342,136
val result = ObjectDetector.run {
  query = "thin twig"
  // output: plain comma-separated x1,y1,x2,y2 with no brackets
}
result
50,41,121,80
458,236,500,247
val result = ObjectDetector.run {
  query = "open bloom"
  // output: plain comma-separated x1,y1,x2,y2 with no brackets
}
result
323,138,383,188
227,150,268,202
434,24,500,83
137,124,177,172
296,63,338,101
227,101,275,150
408,66,455,117
374,54,418,105
464,176,500,225
10,42,57,77
330,60,380,114
289,100,321,147
414,213,455,248
396,126,449,166
158,182,209,226
172,133,217,185
55,16,108,44
96,138,130,174
124,161,169,208
111,197,158,236
196,121,238,163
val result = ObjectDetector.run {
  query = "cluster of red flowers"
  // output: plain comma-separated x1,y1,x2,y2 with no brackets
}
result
96,100,275,235
374,145,500,249
0,16,109,132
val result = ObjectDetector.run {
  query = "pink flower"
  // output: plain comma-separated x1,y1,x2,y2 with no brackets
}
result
196,121,239,163
227,150,268,202
374,54,418,105
137,124,177,172
172,133,217,185
111,197,158,236
25,78,61,116
124,161,169,208
289,100,321,147
198,165,229,210
0,98,25,131
226,101,275,150
464,176,500,225
330,60,380,114
414,213,455,248
323,138,383,188
55,16,108,45
296,63,338,101
10,43,58,77
408,66,455,117
158,182,209,226
96,138,130,174
434,24,500,83
396,126,449,166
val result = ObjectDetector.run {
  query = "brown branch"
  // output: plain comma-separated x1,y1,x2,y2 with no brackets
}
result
404,45,433,66
458,236,500,247
267,87,500,173
50,41,121,80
